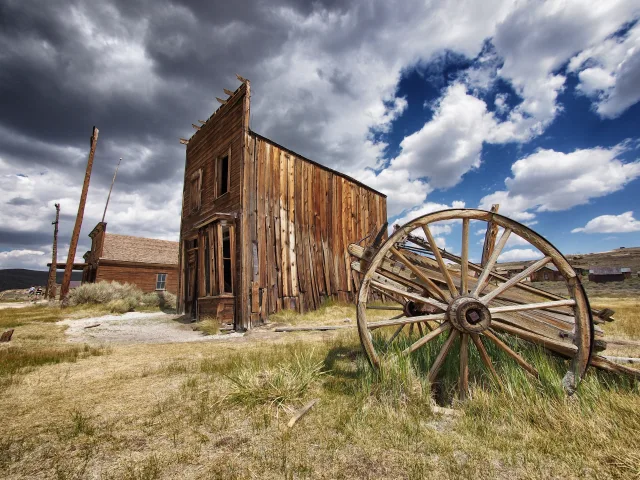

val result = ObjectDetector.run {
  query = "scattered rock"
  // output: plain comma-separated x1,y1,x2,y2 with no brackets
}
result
0,329,14,342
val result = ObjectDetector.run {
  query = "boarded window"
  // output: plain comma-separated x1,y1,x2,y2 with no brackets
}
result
190,170,202,213
156,273,167,290
217,154,229,197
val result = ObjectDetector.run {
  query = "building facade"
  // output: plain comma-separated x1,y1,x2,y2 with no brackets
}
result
50,222,179,294
177,81,387,329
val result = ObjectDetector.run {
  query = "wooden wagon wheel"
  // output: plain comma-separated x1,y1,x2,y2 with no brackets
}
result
354,209,594,401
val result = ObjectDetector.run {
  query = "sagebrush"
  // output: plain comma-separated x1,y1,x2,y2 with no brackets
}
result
67,281,175,313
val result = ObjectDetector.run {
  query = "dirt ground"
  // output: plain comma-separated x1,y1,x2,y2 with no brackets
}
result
56,309,343,346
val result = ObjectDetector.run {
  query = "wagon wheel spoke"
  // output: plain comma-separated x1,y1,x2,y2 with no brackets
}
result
404,321,452,355
422,225,458,297
371,279,448,311
389,246,448,302
385,323,407,347
488,299,575,314
473,227,511,297
367,312,447,330
459,333,469,400
481,256,552,304
460,218,470,294
483,329,539,378
368,313,407,330
470,333,503,388
428,329,460,383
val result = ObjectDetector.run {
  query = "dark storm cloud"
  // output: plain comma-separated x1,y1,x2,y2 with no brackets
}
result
0,0,359,199
7,197,38,206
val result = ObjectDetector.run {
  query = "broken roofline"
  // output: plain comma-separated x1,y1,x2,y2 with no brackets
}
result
185,79,386,199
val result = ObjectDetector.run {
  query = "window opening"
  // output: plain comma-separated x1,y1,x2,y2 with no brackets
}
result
156,273,167,290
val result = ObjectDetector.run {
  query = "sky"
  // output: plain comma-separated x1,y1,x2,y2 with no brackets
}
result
1,0,639,270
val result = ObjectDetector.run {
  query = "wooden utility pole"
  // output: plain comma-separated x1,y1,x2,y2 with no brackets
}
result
45,203,61,300
101,158,121,223
60,127,99,303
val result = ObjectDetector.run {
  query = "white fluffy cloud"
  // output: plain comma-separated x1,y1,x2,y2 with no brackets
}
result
392,200,466,229
498,248,543,262
389,84,497,189
572,211,640,233
569,21,640,118
479,144,640,221
0,249,46,269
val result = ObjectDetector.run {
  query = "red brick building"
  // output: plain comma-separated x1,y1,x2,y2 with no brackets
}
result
50,222,179,294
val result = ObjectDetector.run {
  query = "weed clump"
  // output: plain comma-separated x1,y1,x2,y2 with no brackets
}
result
225,351,325,408
69,281,143,307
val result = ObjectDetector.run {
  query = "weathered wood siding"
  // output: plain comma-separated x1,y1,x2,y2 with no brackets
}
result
96,263,179,294
245,134,387,324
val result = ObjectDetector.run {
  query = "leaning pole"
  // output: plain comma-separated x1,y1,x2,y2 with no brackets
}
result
60,127,99,304
45,203,61,300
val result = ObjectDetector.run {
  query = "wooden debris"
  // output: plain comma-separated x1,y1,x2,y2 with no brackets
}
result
275,325,353,332
287,398,319,428
0,329,14,342
603,356,640,364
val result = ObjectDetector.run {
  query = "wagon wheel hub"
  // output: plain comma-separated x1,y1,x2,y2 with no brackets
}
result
447,295,491,333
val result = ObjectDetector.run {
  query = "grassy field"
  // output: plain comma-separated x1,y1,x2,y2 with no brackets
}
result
1,300,639,479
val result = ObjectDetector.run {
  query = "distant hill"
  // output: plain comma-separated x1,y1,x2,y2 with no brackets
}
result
497,247,640,273
0,269,83,292
566,247,640,273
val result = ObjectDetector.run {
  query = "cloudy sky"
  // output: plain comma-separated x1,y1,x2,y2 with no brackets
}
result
1,0,640,270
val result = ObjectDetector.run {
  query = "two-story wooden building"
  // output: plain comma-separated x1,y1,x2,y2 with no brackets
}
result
178,80,387,329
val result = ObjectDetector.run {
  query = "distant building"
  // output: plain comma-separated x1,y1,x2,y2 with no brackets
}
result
495,262,531,279
588,267,630,283
530,264,563,282
49,222,179,294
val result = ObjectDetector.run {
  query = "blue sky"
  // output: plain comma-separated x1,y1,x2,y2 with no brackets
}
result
378,50,640,260
0,0,639,269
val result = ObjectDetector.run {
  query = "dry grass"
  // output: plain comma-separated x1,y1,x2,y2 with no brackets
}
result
0,300,639,479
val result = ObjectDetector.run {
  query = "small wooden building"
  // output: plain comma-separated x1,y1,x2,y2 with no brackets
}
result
588,267,630,283
49,222,179,294
530,264,563,282
177,80,387,329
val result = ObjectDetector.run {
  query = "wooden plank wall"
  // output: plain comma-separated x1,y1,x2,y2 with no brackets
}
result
247,135,387,323
96,264,179,294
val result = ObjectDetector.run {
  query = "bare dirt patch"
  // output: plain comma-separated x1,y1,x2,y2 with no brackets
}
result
58,311,246,345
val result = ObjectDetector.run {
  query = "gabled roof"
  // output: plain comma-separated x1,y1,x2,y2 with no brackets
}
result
101,234,179,265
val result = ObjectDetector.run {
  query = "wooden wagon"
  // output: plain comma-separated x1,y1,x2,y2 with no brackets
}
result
350,207,639,400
